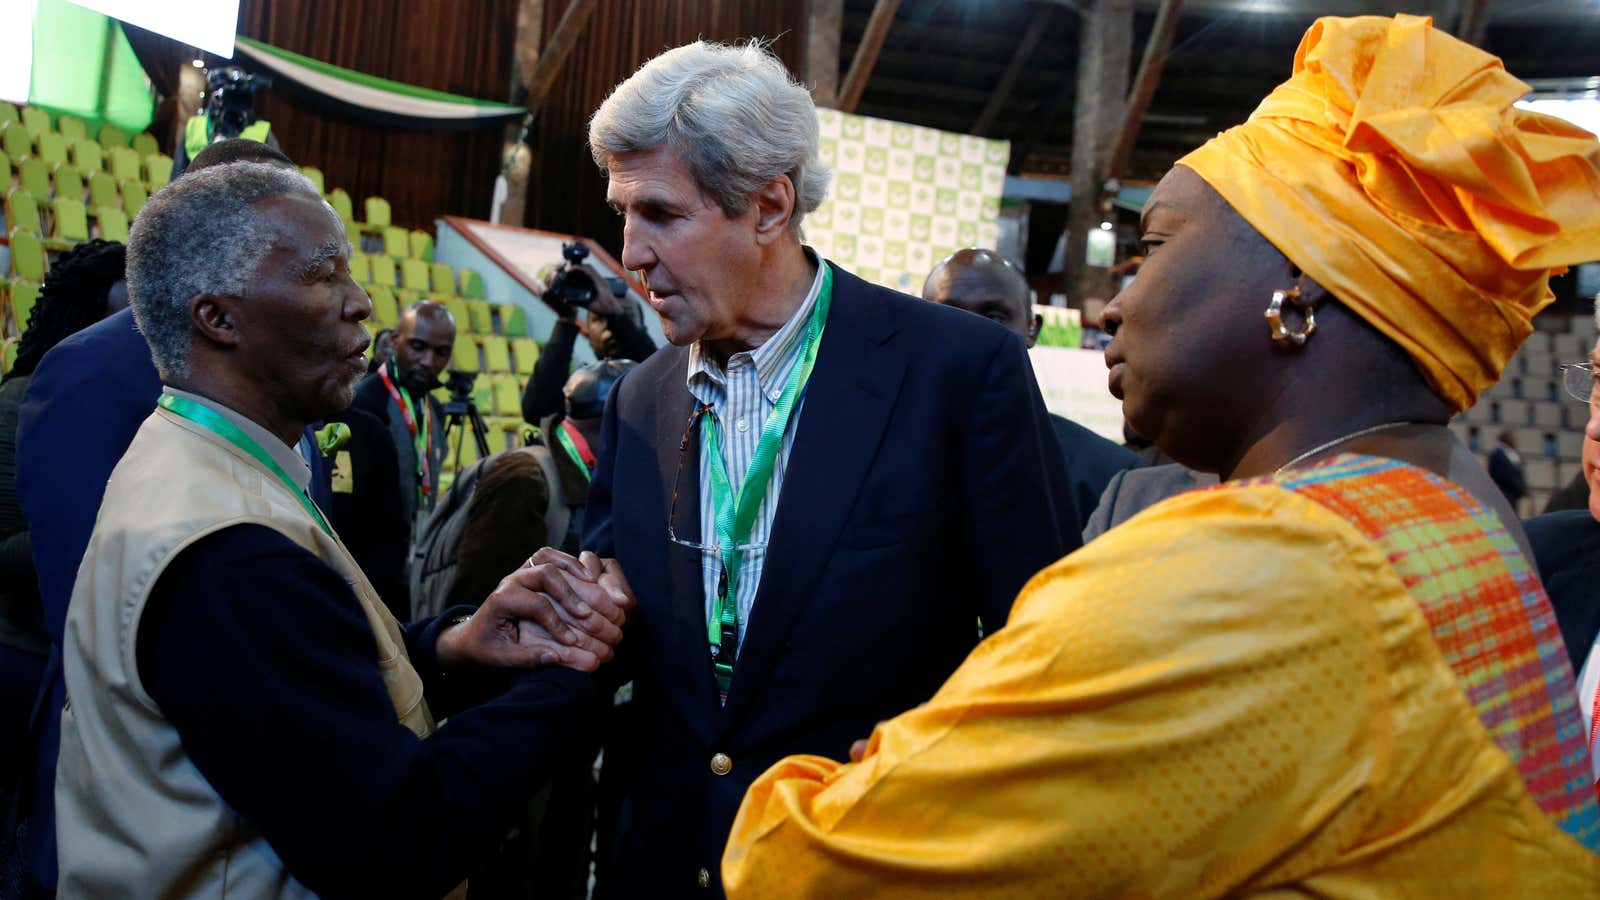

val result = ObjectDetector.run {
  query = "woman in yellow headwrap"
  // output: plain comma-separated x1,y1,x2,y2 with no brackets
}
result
721,15,1600,897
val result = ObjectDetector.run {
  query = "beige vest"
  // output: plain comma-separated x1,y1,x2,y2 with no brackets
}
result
55,406,435,898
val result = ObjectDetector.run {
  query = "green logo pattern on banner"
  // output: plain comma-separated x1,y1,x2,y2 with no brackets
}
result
810,109,1009,294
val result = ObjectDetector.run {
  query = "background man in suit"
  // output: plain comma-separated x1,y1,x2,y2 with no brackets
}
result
579,40,1076,898
349,300,454,619
922,248,1138,533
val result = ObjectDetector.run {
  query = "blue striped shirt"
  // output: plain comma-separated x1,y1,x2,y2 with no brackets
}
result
685,255,826,651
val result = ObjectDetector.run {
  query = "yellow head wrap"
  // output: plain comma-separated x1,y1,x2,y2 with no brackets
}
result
1180,14,1600,412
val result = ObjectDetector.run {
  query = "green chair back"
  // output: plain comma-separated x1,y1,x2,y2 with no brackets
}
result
400,257,430,292
0,102,18,125
17,159,49,203
370,254,397,287
368,284,399,328
327,187,354,222
364,195,391,230
300,166,324,193
409,229,433,262
5,190,41,235
465,300,492,335
510,337,539,375
98,206,129,242
9,230,45,280
57,115,88,142
70,138,103,173
491,375,521,416
9,278,42,333
1,337,16,374
52,164,83,203
481,334,512,373
382,226,409,259
131,131,159,157
429,262,456,297
107,146,141,183
498,303,526,337
88,171,120,212
97,122,128,148
1,122,31,162
458,267,484,299
20,106,50,138
51,198,89,242
444,298,471,333
121,179,148,218
36,132,67,168
144,153,173,189
349,251,371,284
451,334,480,372
0,149,8,182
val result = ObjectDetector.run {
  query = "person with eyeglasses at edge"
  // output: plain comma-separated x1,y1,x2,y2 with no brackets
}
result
565,39,1077,899
1527,303,1600,792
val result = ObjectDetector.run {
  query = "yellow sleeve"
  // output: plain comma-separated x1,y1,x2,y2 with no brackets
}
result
722,484,1401,898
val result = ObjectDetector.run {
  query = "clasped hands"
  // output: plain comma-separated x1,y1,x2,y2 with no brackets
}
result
436,548,635,673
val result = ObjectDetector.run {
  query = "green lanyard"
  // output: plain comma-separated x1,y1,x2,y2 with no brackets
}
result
158,393,334,537
701,263,833,702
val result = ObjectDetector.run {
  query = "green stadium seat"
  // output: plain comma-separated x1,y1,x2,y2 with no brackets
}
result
5,190,41,235
107,146,141,183
458,267,484,299
451,334,480,372
471,377,494,413
57,115,87,142
8,277,41,335
348,251,371,283
400,257,430,292
510,337,539,375
498,303,526,337
364,196,391,231
444,298,471,333
144,154,172,189
345,220,364,249
131,131,159,157
370,254,397,287
97,122,128,148
1,337,16,374
1,122,31,162
396,288,424,306
36,132,67,168
491,374,521,416
52,164,83,203
98,206,129,242
465,299,492,335
409,229,433,262
327,187,353,222
429,262,455,297
17,158,47,201
0,148,9,183
51,197,89,242
9,230,45,280
70,138,102,173
368,284,399,328
20,106,50,138
382,226,408,259
88,171,120,212
121,178,147,218
299,166,324,193
481,334,512,373
0,102,17,125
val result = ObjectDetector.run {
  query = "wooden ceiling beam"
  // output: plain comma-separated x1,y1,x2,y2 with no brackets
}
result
806,0,844,108
1107,0,1185,179
972,5,1055,137
523,0,602,115
837,0,902,114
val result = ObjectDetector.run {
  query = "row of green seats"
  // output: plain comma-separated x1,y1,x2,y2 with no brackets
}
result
6,161,150,218
2,125,171,192
7,192,129,249
0,102,154,152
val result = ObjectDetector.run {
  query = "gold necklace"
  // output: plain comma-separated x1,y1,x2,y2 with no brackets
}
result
1273,421,1420,476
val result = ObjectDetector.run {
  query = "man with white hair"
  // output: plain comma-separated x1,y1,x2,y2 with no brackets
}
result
579,41,1075,897
52,161,632,898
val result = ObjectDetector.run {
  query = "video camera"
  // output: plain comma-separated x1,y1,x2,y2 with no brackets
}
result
545,241,628,309
207,67,272,140
441,370,478,414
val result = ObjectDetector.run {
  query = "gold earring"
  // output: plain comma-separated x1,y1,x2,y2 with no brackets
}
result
1265,285,1317,347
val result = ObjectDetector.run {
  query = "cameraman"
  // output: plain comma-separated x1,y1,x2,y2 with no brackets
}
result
172,68,279,179
521,259,655,427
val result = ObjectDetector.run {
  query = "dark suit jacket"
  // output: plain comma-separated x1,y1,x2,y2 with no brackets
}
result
1049,413,1139,534
1525,509,1600,672
327,405,410,618
583,263,1076,898
1082,462,1220,542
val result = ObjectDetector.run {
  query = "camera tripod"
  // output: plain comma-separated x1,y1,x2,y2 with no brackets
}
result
441,381,492,474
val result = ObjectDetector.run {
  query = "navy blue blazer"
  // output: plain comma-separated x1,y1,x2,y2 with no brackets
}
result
583,263,1077,898
13,308,332,889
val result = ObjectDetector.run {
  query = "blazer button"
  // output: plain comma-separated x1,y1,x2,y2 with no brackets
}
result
697,867,711,888
710,752,733,776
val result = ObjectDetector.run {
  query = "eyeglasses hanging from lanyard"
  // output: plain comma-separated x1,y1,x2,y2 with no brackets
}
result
378,362,433,504
667,263,834,705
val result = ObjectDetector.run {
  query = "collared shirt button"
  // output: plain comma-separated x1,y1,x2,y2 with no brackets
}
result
697,867,711,888
736,418,750,433
710,752,733,775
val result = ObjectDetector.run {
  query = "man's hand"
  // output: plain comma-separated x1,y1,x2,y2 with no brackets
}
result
435,548,635,672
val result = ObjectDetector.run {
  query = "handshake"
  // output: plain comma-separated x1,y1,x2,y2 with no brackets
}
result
435,548,636,673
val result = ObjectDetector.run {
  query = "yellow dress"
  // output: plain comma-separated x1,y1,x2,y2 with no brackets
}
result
723,456,1600,897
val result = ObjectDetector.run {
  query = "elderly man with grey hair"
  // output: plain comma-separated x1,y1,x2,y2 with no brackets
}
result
573,40,1075,898
53,160,633,899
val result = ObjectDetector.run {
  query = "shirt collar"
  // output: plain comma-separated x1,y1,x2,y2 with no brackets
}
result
165,387,313,492
687,248,827,406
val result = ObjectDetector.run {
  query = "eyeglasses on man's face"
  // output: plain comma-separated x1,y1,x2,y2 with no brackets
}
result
1559,362,1600,405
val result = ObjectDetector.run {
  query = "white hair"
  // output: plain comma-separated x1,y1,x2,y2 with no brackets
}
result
588,40,831,230
127,161,328,379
